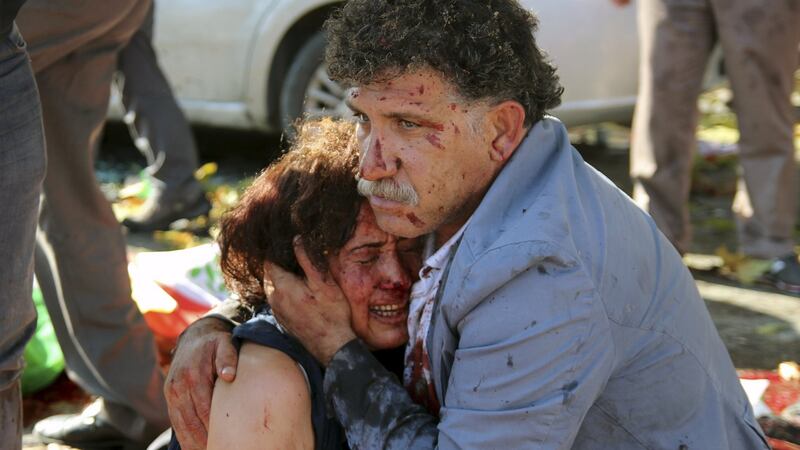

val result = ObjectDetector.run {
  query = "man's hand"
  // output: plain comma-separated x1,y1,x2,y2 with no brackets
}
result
164,317,238,450
265,238,357,366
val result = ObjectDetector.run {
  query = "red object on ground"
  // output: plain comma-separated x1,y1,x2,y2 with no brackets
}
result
739,370,800,415
141,282,212,340
140,283,215,369
770,438,800,450
739,369,800,446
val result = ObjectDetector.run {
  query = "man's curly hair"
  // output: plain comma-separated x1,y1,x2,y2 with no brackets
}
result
325,0,563,127
218,118,361,305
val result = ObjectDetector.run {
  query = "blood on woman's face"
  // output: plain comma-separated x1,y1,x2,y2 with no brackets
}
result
327,204,421,350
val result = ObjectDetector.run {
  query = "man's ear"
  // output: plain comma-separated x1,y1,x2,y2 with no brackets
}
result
487,101,527,162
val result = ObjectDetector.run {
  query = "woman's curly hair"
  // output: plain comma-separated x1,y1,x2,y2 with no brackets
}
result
218,118,362,305
325,0,563,127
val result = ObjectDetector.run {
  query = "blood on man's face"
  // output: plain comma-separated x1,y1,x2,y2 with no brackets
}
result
349,68,497,239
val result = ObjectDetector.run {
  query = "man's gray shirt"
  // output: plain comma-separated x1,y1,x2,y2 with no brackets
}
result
322,118,768,449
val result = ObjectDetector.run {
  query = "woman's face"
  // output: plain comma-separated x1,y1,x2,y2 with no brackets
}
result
327,204,421,350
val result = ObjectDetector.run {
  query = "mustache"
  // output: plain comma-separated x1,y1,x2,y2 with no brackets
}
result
357,177,420,206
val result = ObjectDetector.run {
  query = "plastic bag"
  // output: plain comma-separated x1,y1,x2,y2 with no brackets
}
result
129,243,227,338
21,280,65,395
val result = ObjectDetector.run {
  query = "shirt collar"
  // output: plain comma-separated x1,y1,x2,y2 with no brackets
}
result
418,220,469,279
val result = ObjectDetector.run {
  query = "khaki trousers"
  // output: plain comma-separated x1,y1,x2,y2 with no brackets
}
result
631,0,800,258
14,0,170,444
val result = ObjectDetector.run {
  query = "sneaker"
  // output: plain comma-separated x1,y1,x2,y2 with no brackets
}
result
758,253,800,296
122,178,211,232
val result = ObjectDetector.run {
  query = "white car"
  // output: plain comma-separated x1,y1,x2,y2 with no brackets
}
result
125,0,643,132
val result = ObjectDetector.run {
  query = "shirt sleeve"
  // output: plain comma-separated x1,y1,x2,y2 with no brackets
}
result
324,339,438,449
323,257,616,449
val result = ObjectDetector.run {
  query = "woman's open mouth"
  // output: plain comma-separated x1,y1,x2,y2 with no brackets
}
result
369,302,408,323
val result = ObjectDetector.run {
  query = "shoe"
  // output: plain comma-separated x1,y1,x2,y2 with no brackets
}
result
758,414,800,445
32,400,139,449
146,428,174,450
758,253,800,296
122,178,211,232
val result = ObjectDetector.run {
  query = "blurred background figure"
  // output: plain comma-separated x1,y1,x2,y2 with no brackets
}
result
0,8,47,450
613,0,800,293
117,1,210,232
16,0,170,447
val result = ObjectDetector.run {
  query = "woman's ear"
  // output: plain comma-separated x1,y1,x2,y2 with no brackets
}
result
486,101,527,162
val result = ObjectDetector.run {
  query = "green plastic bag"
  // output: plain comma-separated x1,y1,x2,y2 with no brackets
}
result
21,281,65,395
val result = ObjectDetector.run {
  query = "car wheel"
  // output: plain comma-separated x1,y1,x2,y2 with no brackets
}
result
280,32,348,133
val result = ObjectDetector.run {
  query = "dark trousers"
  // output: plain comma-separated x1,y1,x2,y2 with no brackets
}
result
118,2,201,190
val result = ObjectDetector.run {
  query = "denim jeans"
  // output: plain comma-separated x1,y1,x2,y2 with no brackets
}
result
0,23,46,450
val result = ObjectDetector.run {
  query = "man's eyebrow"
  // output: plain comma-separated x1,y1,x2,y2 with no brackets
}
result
345,98,435,120
387,110,444,130
385,110,432,121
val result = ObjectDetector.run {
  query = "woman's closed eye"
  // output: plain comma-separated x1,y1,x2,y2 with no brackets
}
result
353,250,379,265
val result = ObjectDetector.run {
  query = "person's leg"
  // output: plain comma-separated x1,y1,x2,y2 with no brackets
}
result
17,0,169,444
630,0,716,254
118,2,209,231
713,0,800,260
0,23,47,450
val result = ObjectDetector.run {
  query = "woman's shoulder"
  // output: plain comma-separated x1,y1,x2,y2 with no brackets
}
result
232,306,317,370
207,341,315,450
236,341,311,394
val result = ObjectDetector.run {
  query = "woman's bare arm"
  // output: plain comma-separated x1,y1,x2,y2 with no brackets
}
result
207,342,315,450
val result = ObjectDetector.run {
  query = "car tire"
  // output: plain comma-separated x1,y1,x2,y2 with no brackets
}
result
280,32,347,134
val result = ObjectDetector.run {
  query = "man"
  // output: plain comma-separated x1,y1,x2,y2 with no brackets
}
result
117,1,210,232
612,0,800,291
15,0,171,447
167,1,768,448
0,3,46,448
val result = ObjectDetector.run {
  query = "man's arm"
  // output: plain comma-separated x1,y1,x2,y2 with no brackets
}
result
324,339,438,447
431,259,615,448
164,298,254,450
272,244,616,449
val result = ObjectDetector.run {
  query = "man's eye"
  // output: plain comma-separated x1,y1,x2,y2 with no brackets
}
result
399,119,418,129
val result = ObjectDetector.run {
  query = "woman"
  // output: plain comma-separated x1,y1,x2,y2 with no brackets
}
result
170,118,420,450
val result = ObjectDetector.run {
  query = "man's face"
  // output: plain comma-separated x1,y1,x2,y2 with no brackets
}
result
349,69,499,239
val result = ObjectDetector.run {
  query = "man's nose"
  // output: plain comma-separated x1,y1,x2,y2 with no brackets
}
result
359,134,397,180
